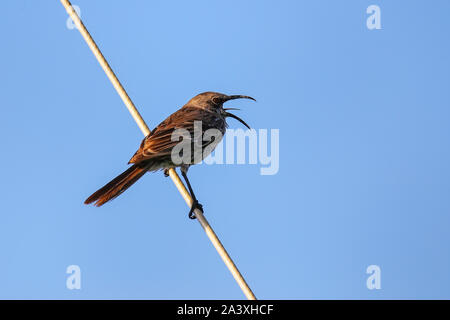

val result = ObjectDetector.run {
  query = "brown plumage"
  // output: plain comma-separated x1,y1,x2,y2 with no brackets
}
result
84,92,255,212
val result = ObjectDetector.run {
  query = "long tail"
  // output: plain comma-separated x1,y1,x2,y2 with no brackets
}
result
84,163,149,207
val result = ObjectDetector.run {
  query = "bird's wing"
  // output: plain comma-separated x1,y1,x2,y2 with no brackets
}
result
128,106,217,164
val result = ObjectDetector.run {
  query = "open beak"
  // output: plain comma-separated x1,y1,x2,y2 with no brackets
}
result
222,95,255,129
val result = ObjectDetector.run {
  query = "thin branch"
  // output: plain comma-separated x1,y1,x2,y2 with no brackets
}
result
60,0,256,300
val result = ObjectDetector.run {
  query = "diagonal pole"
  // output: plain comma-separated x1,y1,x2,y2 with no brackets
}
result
60,0,256,300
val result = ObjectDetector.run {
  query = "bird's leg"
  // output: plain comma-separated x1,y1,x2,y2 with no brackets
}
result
180,166,203,219
164,169,170,177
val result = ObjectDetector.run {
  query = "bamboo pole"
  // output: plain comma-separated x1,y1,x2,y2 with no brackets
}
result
60,0,256,300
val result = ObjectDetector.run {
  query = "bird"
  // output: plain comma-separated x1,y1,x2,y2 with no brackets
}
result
84,91,255,219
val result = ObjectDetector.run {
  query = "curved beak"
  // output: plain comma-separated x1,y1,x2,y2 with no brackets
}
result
225,95,256,102
224,112,251,129
221,94,254,129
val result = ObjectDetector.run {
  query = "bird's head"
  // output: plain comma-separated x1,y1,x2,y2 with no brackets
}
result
186,91,255,129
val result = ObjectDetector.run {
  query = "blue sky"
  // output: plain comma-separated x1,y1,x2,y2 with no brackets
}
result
1,0,449,299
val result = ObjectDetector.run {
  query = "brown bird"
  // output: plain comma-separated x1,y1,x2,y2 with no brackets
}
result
84,91,255,218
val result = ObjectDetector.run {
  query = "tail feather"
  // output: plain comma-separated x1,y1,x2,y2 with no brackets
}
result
84,164,149,207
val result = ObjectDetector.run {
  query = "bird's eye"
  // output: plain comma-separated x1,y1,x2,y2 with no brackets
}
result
212,97,221,105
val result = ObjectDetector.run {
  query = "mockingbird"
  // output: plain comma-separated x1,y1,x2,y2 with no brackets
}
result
84,91,255,218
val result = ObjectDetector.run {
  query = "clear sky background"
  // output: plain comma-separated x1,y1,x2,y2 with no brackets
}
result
1,0,449,299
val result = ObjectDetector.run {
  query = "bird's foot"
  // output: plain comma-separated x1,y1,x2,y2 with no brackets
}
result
164,169,170,177
188,199,203,220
